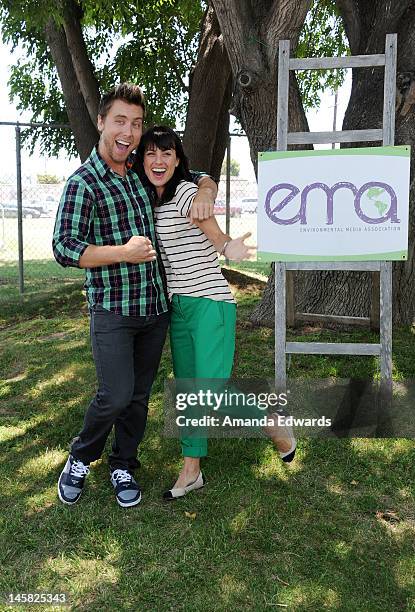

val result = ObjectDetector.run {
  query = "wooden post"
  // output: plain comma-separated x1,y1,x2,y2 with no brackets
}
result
371,34,397,331
276,40,289,151
276,39,295,328
379,33,397,395
275,262,287,390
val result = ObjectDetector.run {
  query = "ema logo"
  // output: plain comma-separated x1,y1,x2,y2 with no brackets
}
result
265,181,399,225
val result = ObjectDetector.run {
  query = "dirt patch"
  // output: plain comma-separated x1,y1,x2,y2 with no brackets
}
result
37,331,70,342
222,268,266,292
2,364,26,382
0,401,18,416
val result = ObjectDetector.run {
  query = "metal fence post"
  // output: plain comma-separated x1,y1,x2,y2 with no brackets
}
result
15,123,24,294
225,135,231,265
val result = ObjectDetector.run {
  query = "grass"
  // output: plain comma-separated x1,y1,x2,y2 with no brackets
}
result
0,271,414,611
0,260,83,326
225,259,271,279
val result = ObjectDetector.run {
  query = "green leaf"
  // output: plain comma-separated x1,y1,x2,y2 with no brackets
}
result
296,0,349,110
1,0,204,156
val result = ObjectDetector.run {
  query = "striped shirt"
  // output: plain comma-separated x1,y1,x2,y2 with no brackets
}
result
52,146,169,317
154,181,235,303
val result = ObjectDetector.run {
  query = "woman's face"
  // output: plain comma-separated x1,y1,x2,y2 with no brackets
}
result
143,145,180,193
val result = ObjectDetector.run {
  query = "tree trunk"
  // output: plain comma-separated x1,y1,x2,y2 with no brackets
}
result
182,5,232,181
212,0,311,174
211,0,311,326
297,0,415,325
61,0,100,125
44,18,99,161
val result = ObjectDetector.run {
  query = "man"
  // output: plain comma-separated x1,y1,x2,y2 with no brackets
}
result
53,83,216,507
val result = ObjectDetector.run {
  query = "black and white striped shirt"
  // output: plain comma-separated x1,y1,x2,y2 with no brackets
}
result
154,181,235,303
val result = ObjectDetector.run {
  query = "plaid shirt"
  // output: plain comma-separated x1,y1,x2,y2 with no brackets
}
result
53,146,169,317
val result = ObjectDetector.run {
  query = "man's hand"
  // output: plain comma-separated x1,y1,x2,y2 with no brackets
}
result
223,233,256,262
189,177,217,223
78,237,156,268
123,236,157,263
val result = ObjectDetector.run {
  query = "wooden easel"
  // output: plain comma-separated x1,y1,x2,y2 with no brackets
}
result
274,34,396,392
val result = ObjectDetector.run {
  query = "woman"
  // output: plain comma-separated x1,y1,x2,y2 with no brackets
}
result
136,126,296,500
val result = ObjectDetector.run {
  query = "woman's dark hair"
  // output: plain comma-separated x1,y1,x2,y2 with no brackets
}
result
135,125,192,205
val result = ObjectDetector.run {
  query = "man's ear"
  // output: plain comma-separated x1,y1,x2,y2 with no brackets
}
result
97,114,104,133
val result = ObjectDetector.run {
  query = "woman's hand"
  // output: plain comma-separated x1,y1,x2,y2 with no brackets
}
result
223,232,256,262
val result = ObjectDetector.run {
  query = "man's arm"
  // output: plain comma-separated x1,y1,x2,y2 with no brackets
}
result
53,178,156,269
173,181,254,261
189,175,217,223
52,178,94,268
79,237,156,268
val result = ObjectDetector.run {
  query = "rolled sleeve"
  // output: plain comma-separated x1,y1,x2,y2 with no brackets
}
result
52,178,94,268
175,181,198,217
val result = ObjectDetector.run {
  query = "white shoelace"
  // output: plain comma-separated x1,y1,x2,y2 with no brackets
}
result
70,460,90,478
112,469,132,484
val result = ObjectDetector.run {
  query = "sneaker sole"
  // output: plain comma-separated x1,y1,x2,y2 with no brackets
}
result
57,474,82,505
115,491,142,508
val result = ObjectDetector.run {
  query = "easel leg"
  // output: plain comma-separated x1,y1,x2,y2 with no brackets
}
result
275,262,287,391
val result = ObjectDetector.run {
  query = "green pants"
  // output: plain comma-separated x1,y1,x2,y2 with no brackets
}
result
170,294,236,457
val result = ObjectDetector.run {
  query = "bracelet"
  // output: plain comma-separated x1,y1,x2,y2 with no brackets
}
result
220,240,230,256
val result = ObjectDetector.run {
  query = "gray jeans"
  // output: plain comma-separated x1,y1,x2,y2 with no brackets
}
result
71,306,170,471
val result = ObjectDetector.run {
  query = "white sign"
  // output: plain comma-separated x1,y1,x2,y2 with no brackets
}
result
257,146,410,261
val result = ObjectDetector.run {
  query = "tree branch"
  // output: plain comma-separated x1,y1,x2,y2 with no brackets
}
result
183,4,232,178
44,17,98,160
264,0,311,45
211,0,264,75
60,0,100,124
266,0,312,52
369,0,414,51
335,0,361,54
160,31,188,93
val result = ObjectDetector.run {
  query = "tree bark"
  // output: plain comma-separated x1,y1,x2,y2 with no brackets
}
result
212,0,311,174
182,5,232,181
44,18,98,161
60,0,100,125
297,0,415,325
211,0,311,325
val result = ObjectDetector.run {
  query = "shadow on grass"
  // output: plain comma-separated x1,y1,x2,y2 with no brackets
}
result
0,289,414,609
0,258,84,326
1,413,414,609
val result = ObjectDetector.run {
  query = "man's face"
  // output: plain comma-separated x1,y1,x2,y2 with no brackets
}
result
97,99,144,168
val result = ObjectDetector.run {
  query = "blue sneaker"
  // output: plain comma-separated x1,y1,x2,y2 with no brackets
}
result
110,469,142,507
58,455,90,505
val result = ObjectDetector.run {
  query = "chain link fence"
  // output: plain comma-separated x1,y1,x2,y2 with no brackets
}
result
0,123,84,313
0,124,265,313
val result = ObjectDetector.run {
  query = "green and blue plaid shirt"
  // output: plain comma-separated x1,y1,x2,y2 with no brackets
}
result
53,146,169,317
